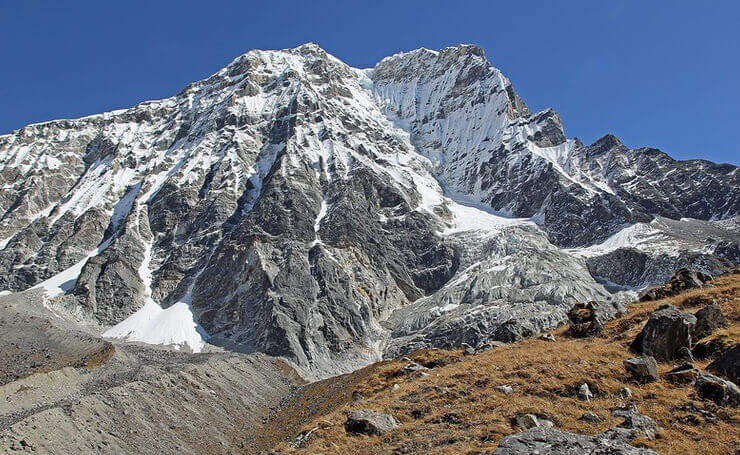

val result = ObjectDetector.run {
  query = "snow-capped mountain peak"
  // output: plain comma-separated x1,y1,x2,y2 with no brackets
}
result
0,43,737,377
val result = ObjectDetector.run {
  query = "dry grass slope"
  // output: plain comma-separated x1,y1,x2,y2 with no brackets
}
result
266,272,740,455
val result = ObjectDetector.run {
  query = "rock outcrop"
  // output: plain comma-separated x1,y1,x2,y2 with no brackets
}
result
514,413,554,430
664,364,701,385
640,268,713,301
610,404,660,441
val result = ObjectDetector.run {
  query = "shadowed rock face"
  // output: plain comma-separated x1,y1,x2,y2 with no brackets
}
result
694,302,728,340
631,305,697,361
707,344,740,383
0,43,737,378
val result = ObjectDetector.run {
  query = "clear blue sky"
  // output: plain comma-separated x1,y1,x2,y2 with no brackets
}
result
1,0,737,164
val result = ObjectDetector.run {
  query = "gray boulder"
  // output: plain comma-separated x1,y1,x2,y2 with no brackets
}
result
624,356,659,383
515,414,540,430
494,428,658,455
494,385,513,395
611,405,659,440
694,373,740,407
664,363,700,385
707,343,739,383
578,412,601,424
673,268,713,288
631,304,696,361
345,409,400,436
577,383,593,401
515,413,554,430
693,302,728,340
617,387,633,399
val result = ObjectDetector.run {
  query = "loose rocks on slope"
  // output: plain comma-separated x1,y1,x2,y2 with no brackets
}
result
494,427,658,455
640,268,713,301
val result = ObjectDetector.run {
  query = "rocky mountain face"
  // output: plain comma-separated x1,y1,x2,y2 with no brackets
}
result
0,43,737,378
370,46,738,247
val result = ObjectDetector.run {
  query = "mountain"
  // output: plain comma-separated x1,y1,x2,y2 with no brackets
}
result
0,43,737,378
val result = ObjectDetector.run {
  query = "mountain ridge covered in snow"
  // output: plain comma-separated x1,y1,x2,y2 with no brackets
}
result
0,43,737,378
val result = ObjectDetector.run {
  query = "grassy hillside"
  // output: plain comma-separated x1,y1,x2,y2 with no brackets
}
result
264,272,740,454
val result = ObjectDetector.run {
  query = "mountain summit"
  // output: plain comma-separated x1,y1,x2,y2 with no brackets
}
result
0,44,737,378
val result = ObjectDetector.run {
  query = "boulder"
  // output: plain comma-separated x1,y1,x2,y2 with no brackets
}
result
494,428,658,455
694,374,740,407
617,387,633,399
568,318,603,338
693,302,728,340
515,413,553,429
577,383,593,402
631,304,696,361
707,343,739,382
494,385,513,395
345,409,400,436
515,414,540,429
624,356,658,383
664,364,700,385
578,412,601,424
675,268,713,287
611,404,659,440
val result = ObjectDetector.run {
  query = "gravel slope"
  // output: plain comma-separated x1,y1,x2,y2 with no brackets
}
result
0,292,305,454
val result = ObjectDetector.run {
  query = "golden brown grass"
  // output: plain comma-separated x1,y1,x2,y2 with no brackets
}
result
265,272,740,455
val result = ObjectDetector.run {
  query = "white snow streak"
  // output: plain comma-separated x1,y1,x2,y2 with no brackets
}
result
32,237,114,298
103,208,209,352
